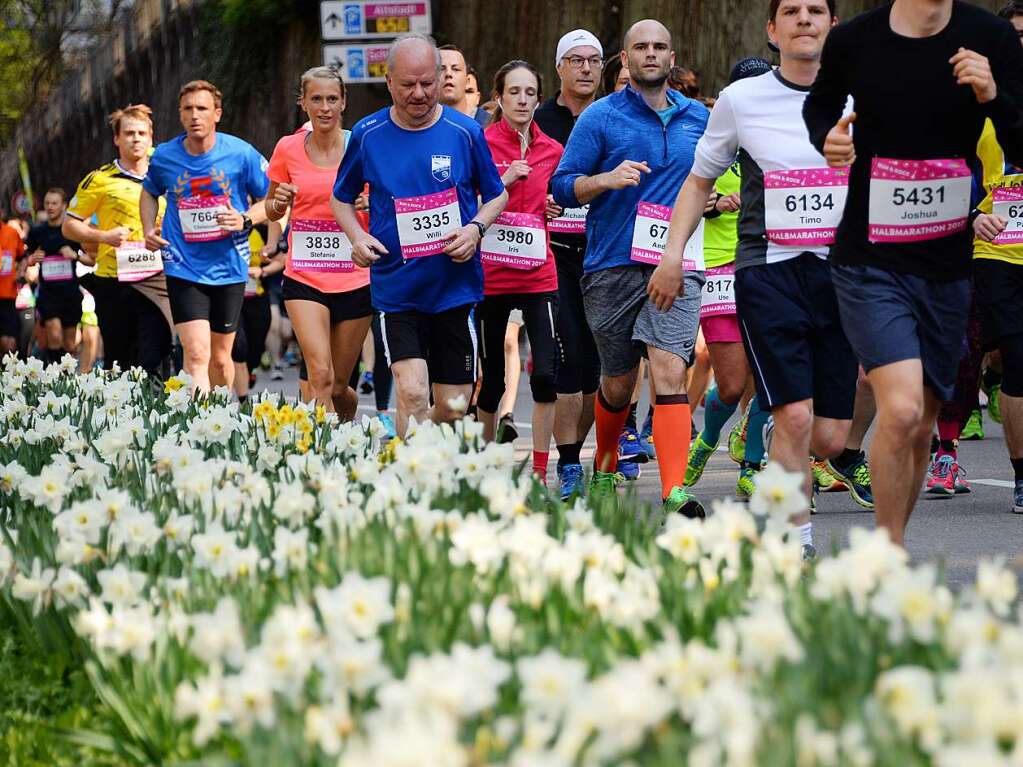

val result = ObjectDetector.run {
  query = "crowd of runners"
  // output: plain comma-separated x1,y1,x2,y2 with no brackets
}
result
4,0,1023,553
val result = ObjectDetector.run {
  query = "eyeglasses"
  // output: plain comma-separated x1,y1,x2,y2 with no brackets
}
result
561,56,604,70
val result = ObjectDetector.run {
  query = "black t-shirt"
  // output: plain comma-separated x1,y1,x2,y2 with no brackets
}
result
26,221,80,294
534,96,588,257
803,1,1023,280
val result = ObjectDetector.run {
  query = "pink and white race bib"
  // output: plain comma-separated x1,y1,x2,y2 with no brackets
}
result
992,185,1023,245
764,168,849,246
481,212,546,270
548,205,589,235
0,251,12,276
41,256,73,282
245,275,259,298
291,219,354,273
115,242,163,283
630,201,704,270
394,189,461,259
700,264,736,318
868,158,971,244
178,195,231,242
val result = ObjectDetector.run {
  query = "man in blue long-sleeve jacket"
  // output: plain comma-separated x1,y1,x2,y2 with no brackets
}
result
551,18,708,517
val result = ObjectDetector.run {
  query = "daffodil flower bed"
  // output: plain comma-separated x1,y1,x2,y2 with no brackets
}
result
1,355,1021,767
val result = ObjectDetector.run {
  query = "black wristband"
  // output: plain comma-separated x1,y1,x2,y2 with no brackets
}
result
469,220,486,239
241,214,253,233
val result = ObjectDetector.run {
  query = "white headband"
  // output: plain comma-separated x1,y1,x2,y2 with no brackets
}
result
555,29,603,68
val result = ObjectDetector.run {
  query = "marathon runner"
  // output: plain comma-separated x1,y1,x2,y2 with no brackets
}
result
553,19,709,517
0,204,26,357
650,0,861,552
478,60,564,482
26,189,83,365
969,0,1023,512
63,103,174,379
439,45,490,125
684,56,771,500
534,28,604,500
332,33,508,437
141,80,270,394
267,66,371,420
231,227,280,403
803,0,1023,544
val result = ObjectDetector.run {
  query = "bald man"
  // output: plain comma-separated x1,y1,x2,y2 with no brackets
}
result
552,20,710,516
332,32,508,436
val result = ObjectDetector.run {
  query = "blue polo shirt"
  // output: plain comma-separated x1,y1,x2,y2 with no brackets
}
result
143,132,269,285
333,106,505,314
552,87,709,274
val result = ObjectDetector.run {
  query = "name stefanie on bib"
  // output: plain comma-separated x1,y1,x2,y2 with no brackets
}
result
867,158,971,244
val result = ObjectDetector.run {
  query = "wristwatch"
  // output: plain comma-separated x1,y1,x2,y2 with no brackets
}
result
241,213,253,233
469,220,486,239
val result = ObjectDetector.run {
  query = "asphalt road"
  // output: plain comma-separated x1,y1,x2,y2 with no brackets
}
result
258,359,1022,591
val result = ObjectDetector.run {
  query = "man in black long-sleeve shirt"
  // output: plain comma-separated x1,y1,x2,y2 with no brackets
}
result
803,0,1023,545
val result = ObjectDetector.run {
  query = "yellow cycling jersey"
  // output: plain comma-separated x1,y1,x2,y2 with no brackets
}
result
67,160,166,279
974,119,1023,266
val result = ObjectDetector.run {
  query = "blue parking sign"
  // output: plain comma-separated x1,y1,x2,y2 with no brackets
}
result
343,4,361,35
347,48,366,79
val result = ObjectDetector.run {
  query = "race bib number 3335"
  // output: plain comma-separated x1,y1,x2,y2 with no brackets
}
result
394,188,461,259
867,158,971,244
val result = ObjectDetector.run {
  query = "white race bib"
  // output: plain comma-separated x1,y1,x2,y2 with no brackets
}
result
992,183,1023,246
630,201,704,271
115,242,163,283
480,212,547,270
290,219,354,273
394,189,461,259
548,205,589,235
0,251,12,276
764,168,849,246
700,264,735,318
41,256,73,282
245,275,259,298
178,195,231,242
868,158,971,244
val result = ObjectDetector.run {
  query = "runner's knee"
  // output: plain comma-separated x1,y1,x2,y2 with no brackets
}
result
529,372,557,404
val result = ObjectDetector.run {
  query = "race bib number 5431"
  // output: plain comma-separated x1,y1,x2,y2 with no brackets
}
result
868,158,971,243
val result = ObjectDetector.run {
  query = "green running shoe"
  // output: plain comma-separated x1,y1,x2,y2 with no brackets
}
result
589,470,623,503
825,451,874,510
960,409,984,441
662,486,705,519
728,407,749,464
988,383,1003,425
736,461,759,499
685,434,717,487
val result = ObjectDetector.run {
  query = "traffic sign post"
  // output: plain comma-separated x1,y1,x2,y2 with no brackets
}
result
323,43,392,84
321,2,432,40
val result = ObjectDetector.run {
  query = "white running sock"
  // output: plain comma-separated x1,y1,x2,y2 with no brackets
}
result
799,522,813,547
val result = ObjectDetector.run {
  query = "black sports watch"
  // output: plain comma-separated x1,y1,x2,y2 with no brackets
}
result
469,220,487,239
241,213,253,233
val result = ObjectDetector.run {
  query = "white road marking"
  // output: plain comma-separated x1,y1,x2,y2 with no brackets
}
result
971,479,1015,489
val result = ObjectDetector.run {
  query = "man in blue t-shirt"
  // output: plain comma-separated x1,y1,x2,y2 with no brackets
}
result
332,32,507,437
141,80,269,394
551,19,708,516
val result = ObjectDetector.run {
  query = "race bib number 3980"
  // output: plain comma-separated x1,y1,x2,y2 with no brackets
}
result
394,188,461,259
481,212,546,270
867,158,971,244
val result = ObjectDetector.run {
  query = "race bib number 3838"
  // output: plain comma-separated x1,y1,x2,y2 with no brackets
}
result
867,158,971,244
394,188,461,259
291,219,354,272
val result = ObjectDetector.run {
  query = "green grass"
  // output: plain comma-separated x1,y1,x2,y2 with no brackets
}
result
0,607,121,767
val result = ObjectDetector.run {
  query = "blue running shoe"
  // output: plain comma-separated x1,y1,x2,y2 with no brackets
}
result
378,413,397,440
640,411,656,459
619,459,641,481
619,426,649,464
558,463,585,501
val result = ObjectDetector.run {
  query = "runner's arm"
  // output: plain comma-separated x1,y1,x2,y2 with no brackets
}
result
62,216,106,246
139,189,169,250
803,28,851,156
986,26,1023,168
551,106,606,207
